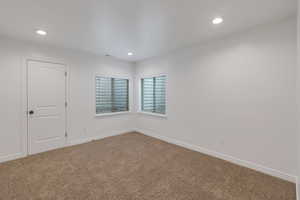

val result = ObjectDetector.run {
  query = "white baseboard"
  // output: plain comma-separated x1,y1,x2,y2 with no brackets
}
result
1,129,297,186
135,128,297,183
0,130,134,164
67,129,134,147
0,152,26,164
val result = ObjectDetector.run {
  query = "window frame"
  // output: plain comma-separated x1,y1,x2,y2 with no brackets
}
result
94,74,131,117
138,74,167,118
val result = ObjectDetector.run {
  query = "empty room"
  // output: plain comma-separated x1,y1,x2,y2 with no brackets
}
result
0,0,300,199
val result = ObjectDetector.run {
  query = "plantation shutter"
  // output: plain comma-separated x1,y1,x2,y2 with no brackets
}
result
142,75,166,114
154,76,166,114
113,78,129,112
96,77,129,114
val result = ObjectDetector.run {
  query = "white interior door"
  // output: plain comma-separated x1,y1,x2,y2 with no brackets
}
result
27,60,67,155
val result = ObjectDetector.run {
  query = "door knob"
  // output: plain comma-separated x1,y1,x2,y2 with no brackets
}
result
29,110,34,115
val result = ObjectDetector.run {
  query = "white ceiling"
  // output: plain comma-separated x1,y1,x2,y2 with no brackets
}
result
0,0,296,61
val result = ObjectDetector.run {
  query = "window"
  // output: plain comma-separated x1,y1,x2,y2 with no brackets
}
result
95,76,129,114
141,75,166,115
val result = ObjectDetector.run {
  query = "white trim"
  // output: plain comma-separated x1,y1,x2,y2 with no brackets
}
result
23,57,70,155
65,63,70,146
0,130,133,164
95,111,132,117
137,111,167,118
18,56,68,162
67,130,134,147
94,74,131,115
95,73,131,80
139,73,167,79
0,152,26,164
21,57,28,158
135,128,297,183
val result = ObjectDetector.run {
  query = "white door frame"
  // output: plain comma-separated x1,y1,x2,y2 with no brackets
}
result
21,57,69,157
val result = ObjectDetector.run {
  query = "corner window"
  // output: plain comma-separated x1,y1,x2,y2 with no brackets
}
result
95,76,129,114
141,75,166,115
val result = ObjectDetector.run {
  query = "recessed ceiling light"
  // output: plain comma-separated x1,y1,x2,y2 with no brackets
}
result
36,30,47,36
212,17,223,25
128,52,133,56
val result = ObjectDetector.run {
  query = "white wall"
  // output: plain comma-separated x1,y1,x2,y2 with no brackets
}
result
135,18,297,180
0,37,136,163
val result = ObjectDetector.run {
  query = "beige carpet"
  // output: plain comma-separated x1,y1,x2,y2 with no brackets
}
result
0,132,296,200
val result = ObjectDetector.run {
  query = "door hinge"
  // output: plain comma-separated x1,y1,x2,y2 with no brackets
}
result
65,132,68,137
65,71,67,76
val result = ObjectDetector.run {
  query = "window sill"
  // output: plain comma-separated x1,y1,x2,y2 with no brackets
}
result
138,111,167,118
95,111,131,117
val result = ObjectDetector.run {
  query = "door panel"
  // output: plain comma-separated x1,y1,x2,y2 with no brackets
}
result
28,60,66,155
